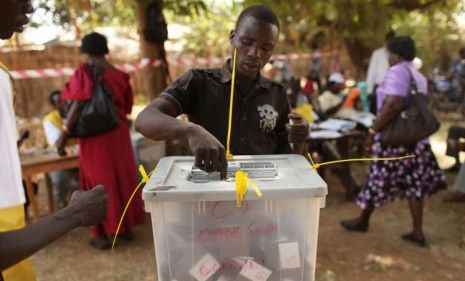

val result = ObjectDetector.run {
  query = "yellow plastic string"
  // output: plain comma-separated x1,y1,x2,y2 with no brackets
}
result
225,49,237,161
306,152,415,170
111,165,155,251
235,171,262,208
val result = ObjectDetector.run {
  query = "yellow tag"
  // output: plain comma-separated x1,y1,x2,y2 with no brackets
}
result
139,165,149,183
235,171,262,208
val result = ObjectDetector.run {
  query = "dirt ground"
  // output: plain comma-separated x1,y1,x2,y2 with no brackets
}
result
31,117,465,281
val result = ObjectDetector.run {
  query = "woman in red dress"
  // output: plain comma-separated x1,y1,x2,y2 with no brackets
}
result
57,32,145,249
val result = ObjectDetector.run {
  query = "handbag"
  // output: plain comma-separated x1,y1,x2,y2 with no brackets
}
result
68,64,119,137
380,66,440,146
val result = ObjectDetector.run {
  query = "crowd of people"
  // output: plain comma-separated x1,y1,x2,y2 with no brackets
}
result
0,1,464,280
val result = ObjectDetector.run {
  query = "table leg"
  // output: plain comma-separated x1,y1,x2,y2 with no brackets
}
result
45,173,56,213
25,176,39,221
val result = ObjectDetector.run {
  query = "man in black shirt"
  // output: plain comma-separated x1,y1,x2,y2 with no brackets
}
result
136,5,309,178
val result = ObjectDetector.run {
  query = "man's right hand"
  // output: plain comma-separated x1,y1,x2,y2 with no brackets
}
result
68,185,108,227
187,124,228,179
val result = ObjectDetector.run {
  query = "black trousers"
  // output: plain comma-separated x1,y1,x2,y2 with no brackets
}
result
446,126,465,161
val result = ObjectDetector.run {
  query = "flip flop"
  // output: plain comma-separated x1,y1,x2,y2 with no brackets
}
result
340,220,368,232
401,233,427,247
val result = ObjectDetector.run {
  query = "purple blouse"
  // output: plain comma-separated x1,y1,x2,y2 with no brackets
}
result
376,61,427,111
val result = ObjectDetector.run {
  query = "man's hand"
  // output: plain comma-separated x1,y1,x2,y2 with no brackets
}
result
187,124,228,179
286,113,309,144
55,132,68,156
68,185,108,227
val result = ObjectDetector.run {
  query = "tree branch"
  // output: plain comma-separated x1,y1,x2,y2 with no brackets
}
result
389,0,446,12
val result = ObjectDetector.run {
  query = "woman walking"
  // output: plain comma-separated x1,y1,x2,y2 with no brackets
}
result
340,36,446,247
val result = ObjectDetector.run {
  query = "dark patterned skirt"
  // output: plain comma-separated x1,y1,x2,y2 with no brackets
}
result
356,137,447,209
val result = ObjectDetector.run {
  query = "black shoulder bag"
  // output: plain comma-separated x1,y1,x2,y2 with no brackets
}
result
380,67,440,146
68,64,120,137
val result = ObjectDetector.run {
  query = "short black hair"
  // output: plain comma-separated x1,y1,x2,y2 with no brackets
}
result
80,32,109,56
236,5,279,31
385,30,396,42
387,36,416,61
49,90,61,105
459,47,465,57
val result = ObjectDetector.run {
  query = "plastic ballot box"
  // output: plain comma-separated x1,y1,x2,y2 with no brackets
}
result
143,154,327,281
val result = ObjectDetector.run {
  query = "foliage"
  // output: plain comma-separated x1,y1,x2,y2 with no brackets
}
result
244,0,464,76
35,0,206,33
164,0,242,56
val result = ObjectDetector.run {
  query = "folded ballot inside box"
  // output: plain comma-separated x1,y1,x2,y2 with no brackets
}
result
143,155,328,281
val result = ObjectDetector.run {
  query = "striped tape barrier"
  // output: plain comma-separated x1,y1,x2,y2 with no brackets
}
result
9,53,312,79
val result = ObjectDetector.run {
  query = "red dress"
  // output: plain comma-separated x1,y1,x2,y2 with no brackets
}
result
62,63,145,237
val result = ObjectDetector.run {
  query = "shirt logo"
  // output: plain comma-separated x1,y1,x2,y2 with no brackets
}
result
258,104,278,133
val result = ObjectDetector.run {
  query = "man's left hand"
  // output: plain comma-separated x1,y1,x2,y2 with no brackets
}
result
286,113,309,144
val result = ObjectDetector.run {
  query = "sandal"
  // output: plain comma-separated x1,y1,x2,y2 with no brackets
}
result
89,236,111,250
401,233,427,247
340,219,368,232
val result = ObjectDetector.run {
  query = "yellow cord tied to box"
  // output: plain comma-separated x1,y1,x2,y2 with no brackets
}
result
306,152,416,170
225,48,237,161
235,170,262,208
112,165,155,251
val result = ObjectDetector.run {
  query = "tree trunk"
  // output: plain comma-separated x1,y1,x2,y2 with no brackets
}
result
136,0,167,101
344,38,371,80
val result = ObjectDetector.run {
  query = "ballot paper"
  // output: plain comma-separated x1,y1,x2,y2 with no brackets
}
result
309,130,343,139
314,118,357,132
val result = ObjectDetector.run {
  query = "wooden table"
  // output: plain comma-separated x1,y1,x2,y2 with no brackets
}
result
20,153,79,221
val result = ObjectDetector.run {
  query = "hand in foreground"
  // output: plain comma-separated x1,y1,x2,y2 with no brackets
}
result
187,124,228,179
68,185,108,227
55,132,69,156
286,113,309,144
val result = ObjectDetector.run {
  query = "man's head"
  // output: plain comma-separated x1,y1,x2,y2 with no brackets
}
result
49,90,65,116
385,30,396,45
0,0,33,40
229,5,279,78
327,72,345,94
459,47,465,59
49,90,61,109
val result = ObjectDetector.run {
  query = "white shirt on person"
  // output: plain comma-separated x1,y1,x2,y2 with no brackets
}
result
366,46,390,94
0,69,25,208
318,90,343,113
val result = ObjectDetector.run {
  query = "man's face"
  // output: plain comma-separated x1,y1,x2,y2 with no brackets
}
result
0,0,33,40
230,16,278,78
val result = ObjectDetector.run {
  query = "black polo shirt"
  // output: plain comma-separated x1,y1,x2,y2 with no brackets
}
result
161,60,291,155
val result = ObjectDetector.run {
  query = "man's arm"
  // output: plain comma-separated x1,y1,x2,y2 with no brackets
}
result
0,186,107,271
136,97,228,178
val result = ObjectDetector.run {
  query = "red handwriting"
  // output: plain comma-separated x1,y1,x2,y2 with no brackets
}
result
196,223,277,242
210,201,252,219
247,223,277,237
197,226,240,241
199,260,221,276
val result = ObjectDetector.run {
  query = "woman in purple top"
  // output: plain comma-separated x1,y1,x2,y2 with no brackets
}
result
341,37,446,247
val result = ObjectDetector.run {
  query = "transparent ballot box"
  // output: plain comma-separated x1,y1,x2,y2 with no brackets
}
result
143,155,327,281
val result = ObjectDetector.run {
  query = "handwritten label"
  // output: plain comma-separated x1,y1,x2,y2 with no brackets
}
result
189,253,221,281
197,223,277,243
239,260,272,281
278,242,301,269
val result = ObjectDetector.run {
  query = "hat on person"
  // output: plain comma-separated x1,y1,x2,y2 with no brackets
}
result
328,72,345,84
